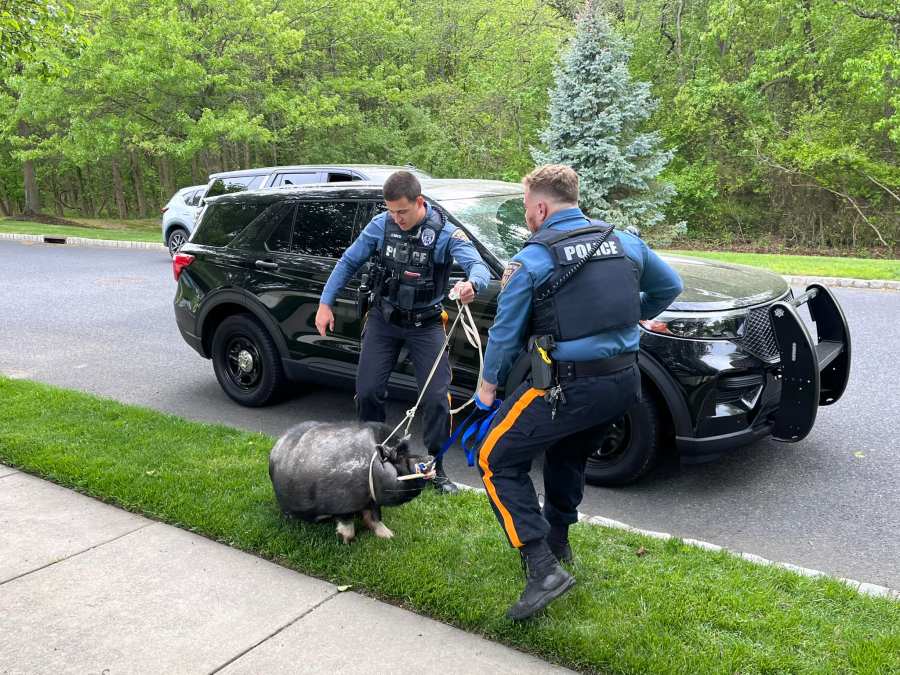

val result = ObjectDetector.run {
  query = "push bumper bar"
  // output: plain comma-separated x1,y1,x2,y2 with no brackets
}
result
768,283,852,442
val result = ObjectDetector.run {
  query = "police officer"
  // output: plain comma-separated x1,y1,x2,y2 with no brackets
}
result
475,165,683,619
316,171,490,494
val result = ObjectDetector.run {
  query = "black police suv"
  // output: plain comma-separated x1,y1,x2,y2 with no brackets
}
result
173,180,851,485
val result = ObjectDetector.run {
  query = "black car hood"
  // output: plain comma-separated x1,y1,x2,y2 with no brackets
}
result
661,255,790,312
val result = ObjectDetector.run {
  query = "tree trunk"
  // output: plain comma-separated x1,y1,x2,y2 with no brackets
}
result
130,149,148,217
160,156,176,199
191,155,201,185
76,166,94,217
110,158,128,219
243,142,250,169
49,174,65,217
19,121,41,215
0,192,11,216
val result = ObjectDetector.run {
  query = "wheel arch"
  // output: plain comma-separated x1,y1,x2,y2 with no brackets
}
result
164,221,189,241
503,349,692,440
198,290,290,360
637,351,692,438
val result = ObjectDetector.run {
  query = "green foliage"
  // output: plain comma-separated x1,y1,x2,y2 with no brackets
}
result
621,0,899,250
533,2,676,239
0,0,896,253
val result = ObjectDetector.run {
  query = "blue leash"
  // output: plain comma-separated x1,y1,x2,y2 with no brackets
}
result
434,399,503,467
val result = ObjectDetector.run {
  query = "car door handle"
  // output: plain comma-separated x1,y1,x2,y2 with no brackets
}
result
254,260,279,270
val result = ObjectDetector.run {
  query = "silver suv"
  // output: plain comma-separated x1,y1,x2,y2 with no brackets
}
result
201,164,431,201
161,184,206,256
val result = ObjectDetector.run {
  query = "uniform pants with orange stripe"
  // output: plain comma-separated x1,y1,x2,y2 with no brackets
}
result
478,364,640,548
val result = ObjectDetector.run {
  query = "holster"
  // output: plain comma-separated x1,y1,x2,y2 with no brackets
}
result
528,335,556,390
356,275,370,320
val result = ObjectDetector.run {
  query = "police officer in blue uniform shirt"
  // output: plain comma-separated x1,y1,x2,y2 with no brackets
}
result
316,171,491,494
475,165,683,620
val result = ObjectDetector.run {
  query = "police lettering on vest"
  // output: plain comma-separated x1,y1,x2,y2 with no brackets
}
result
527,223,641,342
560,238,620,262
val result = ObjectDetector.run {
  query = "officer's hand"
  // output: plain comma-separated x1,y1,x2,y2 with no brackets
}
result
452,280,476,305
476,382,497,409
315,304,335,337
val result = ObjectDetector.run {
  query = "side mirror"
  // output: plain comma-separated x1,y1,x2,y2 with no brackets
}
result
625,225,642,239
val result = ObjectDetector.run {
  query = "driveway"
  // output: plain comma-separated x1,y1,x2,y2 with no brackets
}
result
1,240,897,588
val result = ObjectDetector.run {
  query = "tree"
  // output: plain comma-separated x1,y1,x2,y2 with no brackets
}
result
533,0,675,236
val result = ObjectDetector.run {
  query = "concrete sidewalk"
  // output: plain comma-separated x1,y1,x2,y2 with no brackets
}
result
0,465,570,674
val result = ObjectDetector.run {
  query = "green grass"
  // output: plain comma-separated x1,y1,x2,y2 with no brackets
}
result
665,250,900,281
1,376,897,674
0,219,162,243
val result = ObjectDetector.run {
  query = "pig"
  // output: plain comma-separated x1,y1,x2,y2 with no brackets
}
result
268,421,434,543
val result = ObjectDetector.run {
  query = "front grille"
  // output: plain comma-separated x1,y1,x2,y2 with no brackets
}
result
738,307,780,363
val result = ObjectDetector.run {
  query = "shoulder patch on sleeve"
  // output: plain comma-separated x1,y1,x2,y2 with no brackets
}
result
500,261,523,291
451,228,469,242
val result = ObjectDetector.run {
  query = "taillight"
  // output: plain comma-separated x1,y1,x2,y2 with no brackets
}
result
161,206,169,214
173,253,194,282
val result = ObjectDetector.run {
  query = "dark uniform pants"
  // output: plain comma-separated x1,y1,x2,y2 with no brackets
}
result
478,363,640,548
356,308,450,456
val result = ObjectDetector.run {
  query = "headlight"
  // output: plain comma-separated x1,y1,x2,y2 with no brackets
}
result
640,311,747,339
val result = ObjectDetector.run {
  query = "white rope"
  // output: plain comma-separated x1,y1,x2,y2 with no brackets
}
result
449,301,484,415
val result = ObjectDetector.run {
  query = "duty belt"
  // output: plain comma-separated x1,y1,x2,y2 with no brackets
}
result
384,303,442,328
555,353,636,380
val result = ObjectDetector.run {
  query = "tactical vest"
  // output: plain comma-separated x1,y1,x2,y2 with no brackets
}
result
376,207,450,312
526,223,641,341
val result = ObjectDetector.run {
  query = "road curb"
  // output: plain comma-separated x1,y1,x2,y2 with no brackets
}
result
0,232,167,252
456,483,899,602
783,274,900,290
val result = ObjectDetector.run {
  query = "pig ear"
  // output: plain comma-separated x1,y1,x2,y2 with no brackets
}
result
376,443,397,462
393,438,409,457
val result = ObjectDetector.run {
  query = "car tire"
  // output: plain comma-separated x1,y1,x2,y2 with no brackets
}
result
584,391,660,487
211,314,285,407
166,227,189,257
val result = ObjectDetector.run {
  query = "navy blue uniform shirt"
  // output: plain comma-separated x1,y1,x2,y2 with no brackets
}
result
321,203,491,307
483,207,684,386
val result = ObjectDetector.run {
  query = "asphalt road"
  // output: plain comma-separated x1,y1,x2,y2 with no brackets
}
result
1,240,897,588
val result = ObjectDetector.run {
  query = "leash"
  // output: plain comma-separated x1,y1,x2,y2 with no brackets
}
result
369,290,492,497
432,398,502,467
380,293,484,447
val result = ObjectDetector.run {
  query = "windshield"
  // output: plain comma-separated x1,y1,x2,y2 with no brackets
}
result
439,193,529,262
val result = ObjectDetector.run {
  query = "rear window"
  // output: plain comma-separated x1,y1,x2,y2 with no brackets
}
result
193,202,268,247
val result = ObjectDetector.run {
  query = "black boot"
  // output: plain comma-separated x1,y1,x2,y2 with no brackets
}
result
547,523,573,564
431,460,459,495
506,539,575,621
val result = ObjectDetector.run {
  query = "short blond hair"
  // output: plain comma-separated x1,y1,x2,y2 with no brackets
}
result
522,164,579,204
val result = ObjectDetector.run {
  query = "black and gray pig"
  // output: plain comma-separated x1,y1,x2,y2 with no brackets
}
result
268,421,433,543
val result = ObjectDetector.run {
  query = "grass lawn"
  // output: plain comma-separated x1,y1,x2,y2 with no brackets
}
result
0,218,161,243
665,250,900,281
0,376,897,674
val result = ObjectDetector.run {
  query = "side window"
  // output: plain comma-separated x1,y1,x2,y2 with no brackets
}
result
205,175,263,197
267,204,296,253
292,201,359,258
192,202,267,247
273,172,320,187
245,175,265,190
327,172,354,182
188,190,202,206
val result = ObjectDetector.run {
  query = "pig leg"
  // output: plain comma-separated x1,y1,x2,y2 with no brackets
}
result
335,517,356,544
362,507,394,539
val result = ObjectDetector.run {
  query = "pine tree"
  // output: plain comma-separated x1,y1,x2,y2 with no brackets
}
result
533,1,676,237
